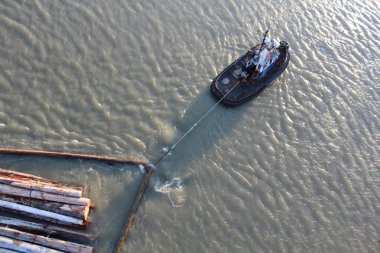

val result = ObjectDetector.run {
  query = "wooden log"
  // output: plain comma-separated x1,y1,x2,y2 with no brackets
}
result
0,200,85,227
0,195,89,220
0,168,54,183
0,247,19,253
0,184,90,206
114,165,155,253
0,148,148,165
0,235,63,253
0,173,82,198
0,227,93,253
0,216,95,243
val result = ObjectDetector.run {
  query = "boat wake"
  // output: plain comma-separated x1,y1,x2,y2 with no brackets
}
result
154,178,186,207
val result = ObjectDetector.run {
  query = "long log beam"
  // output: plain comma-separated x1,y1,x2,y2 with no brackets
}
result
0,184,90,206
0,173,82,198
0,148,147,165
0,227,93,253
0,200,85,227
0,216,95,243
0,168,54,183
0,195,89,220
114,164,155,253
0,235,62,253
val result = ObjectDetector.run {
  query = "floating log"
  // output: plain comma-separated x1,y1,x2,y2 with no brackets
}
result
0,216,95,243
0,184,90,206
0,248,19,253
114,164,155,253
0,227,93,253
0,168,54,184
0,195,89,220
0,200,85,227
0,172,82,198
0,235,62,253
0,148,147,165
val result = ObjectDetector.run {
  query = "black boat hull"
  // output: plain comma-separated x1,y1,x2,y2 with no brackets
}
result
210,42,290,106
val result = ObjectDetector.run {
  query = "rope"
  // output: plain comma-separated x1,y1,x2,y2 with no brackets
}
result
152,80,241,166
115,81,241,252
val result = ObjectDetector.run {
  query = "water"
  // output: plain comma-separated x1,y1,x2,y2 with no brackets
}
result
0,0,379,252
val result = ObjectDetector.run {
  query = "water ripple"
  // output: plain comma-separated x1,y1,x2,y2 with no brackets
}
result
0,0,379,252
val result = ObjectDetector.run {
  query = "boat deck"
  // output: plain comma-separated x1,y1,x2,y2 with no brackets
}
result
211,46,290,105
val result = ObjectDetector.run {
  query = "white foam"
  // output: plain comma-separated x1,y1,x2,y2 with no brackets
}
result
138,164,145,173
154,178,186,207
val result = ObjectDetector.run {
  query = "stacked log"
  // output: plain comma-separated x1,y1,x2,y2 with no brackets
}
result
0,227,92,253
0,168,94,252
0,216,95,242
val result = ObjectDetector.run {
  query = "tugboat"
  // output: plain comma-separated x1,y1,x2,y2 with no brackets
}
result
210,31,290,106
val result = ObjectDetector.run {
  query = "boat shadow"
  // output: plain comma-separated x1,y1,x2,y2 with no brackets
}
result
150,84,251,186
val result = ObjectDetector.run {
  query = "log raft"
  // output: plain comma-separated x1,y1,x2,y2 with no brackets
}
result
0,168,94,252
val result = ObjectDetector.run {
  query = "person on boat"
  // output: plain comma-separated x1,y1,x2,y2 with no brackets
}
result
255,37,280,72
240,71,248,82
241,62,257,82
240,37,280,82
257,38,281,71
240,49,259,82
271,39,280,49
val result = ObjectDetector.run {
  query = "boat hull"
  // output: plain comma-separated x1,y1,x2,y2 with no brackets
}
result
210,42,290,106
